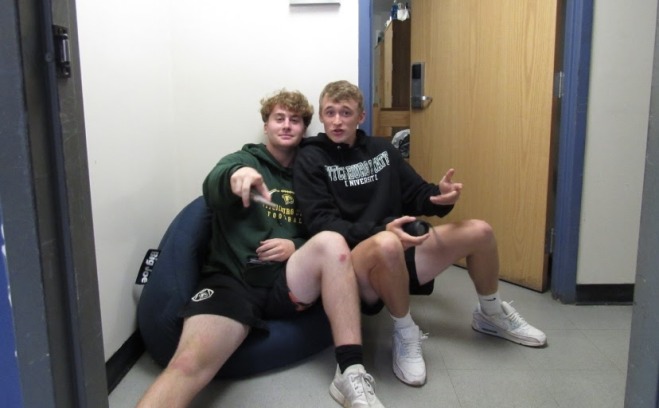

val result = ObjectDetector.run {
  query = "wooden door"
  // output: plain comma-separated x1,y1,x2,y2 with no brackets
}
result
409,0,560,291
383,20,411,108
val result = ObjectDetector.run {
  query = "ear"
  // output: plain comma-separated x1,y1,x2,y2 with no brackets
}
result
358,110,366,125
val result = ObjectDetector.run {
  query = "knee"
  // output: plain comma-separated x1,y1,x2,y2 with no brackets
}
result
314,230,347,246
467,219,496,247
166,347,207,378
371,231,405,263
311,231,352,261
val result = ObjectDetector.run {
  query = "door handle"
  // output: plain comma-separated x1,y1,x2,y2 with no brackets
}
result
410,62,432,109
411,95,433,110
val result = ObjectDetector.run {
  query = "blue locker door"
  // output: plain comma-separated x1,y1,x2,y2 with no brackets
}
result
0,205,23,407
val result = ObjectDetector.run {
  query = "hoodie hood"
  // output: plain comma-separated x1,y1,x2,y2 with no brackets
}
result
242,143,293,176
300,129,369,151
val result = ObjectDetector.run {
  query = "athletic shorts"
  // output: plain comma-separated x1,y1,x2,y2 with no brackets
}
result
361,246,435,316
179,266,314,332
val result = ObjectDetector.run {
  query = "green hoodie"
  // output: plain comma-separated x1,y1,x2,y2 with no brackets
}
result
201,143,307,287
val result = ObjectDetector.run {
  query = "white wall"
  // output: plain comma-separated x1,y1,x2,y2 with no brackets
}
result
77,0,179,360
77,0,359,359
577,0,656,284
168,1,357,204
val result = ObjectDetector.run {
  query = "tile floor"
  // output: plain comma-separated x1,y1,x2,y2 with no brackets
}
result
109,266,632,408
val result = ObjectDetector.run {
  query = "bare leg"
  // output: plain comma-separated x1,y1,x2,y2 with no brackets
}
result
136,314,249,408
286,231,361,346
287,231,386,406
348,232,427,386
414,219,499,295
351,231,410,318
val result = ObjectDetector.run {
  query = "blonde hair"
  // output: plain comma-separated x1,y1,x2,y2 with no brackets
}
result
260,89,314,128
319,80,364,113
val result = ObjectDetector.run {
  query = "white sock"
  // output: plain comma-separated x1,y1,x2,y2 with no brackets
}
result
391,310,416,331
478,291,502,316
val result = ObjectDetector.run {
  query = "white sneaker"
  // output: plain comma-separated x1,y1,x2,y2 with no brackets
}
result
392,325,427,386
472,301,547,347
329,364,384,408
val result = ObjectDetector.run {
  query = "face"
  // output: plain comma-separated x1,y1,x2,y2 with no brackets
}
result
319,96,365,146
264,105,306,150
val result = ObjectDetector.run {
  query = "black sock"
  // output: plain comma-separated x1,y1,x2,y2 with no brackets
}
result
335,344,363,373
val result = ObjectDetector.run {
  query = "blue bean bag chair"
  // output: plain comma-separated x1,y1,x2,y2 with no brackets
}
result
137,196,333,378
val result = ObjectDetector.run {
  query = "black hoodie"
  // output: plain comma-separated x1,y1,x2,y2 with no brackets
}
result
293,130,453,248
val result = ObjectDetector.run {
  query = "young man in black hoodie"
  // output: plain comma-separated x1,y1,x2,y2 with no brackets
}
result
138,89,384,408
293,80,547,387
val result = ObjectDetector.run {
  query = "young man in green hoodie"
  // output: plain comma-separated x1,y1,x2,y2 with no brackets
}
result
293,80,547,388
137,89,384,408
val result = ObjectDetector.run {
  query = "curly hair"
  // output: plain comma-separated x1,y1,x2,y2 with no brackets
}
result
319,80,364,113
260,90,314,128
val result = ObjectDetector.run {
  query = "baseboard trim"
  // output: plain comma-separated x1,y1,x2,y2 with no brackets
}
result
106,330,145,394
575,284,634,305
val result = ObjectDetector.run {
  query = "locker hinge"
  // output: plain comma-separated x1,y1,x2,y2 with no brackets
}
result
53,25,71,78
546,227,555,255
554,71,564,99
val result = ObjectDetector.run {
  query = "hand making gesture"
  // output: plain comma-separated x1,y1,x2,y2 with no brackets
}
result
429,168,463,206
230,167,272,208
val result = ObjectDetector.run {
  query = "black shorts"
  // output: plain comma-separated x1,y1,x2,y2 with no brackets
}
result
179,266,313,332
361,246,435,316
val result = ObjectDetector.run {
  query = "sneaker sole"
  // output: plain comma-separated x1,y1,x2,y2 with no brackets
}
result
392,361,426,387
471,319,546,347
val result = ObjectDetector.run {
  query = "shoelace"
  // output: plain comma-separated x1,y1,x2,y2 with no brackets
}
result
507,311,528,329
401,331,428,359
348,372,376,398
504,301,529,329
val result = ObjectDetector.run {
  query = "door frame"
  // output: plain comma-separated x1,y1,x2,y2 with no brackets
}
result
549,0,593,303
1,0,108,406
358,0,592,302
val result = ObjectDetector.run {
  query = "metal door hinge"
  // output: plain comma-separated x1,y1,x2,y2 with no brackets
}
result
546,227,555,255
53,25,71,78
554,71,564,99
